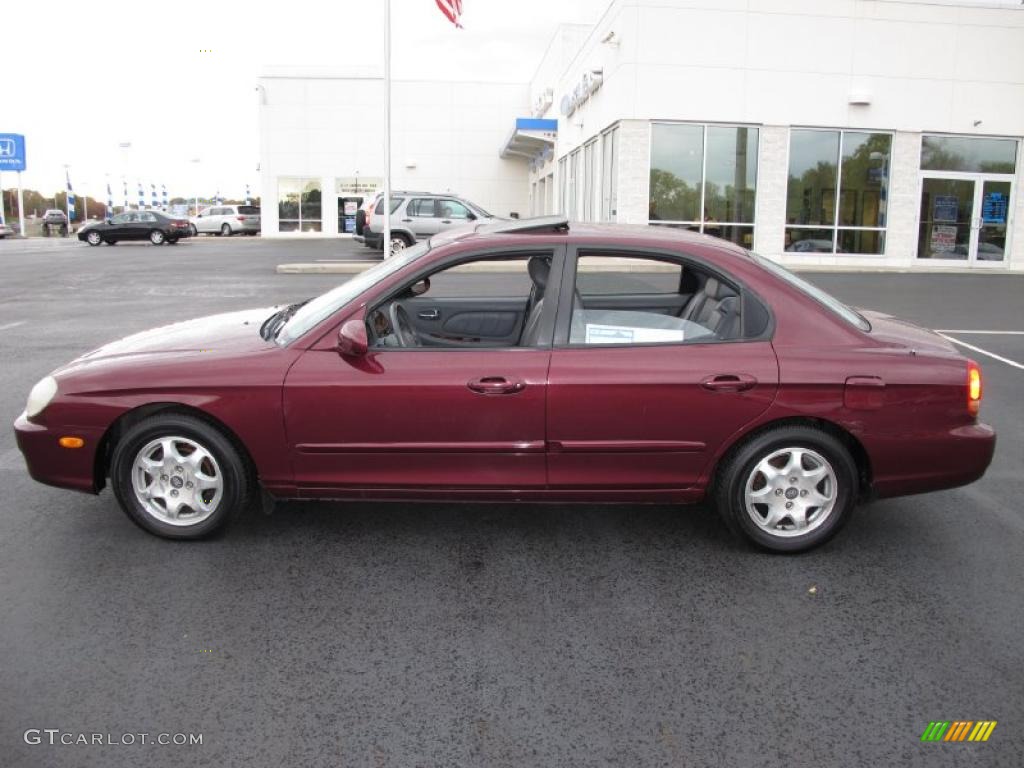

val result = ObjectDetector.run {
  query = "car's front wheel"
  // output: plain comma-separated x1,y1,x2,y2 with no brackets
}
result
715,426,857,553
149,229,165,245
110,413,253,539
85,230,102,246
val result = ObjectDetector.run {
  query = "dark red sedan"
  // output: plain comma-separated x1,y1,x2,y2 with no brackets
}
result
14,218,995,551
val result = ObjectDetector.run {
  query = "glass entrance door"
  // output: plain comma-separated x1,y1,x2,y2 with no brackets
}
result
918,175,1013,265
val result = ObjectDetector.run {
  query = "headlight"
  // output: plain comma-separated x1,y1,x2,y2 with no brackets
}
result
26,376,58,418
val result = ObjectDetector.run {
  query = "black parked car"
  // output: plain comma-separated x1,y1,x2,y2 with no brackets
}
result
78,211,192,246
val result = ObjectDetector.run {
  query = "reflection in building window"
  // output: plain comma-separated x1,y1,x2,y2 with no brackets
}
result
278,178,322,232
648,123,757,248
785,129,891,255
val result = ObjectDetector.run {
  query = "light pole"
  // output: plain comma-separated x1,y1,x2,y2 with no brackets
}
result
190,158,201,218
119,141,132,211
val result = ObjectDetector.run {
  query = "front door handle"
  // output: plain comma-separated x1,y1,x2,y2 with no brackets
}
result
441,220,452,224
700,374,757,392
467,376,526,395
417,309,440,320
401,218,413,222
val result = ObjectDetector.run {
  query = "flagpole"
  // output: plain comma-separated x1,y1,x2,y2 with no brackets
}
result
382,0,391,258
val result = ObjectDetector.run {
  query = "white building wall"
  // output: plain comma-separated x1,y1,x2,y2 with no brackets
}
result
259,76,531,237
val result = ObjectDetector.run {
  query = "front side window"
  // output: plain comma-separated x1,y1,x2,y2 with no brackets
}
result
278,178,322,232
649,123,758,248
785,129,891,255
438,200,471,219
112,213,129,224
568,253,743,345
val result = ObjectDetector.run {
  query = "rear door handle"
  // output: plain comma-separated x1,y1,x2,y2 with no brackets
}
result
417,309,440,320
467,376,526,395
700,374,757,392
401,218,413,222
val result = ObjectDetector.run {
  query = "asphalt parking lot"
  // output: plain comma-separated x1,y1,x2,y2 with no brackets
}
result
1,235,1022,767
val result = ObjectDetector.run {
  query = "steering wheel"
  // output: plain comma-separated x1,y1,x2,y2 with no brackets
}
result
388,302,419,347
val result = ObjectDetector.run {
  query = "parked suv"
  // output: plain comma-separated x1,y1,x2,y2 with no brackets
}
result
189,205,261,237
364,193,495,255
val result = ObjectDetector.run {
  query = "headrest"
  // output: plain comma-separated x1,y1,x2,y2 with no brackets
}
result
528,256,551,290
704,277,735,300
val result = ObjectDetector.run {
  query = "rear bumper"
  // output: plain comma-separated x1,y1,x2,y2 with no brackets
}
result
13,412,103,494
871,422,996,499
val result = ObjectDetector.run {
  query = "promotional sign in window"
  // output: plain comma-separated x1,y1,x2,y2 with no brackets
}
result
930,225,958,253
982,192,1008,224
933,195,958,222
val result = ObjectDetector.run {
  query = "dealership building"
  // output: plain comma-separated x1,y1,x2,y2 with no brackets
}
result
258,0,1024,270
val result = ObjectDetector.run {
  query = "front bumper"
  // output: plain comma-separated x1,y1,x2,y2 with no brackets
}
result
14,412,104,494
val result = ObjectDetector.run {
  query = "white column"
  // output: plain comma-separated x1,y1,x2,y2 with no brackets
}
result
883,131,923,267
752,125,789,259
613,120,651,225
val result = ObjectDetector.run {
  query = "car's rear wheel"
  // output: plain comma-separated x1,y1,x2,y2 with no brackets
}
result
714,426,857,553
110,413,253,539
149,229,165,245
221,223,232,236
85,230,102,246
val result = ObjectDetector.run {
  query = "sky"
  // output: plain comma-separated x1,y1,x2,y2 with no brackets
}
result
2,0,609,206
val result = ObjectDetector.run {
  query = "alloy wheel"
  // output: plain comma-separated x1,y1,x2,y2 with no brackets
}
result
131,436,223,527
743,447,837,538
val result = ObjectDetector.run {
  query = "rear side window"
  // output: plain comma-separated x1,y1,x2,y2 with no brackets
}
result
408,199,437,217
238,206,260,215
374,197,404,215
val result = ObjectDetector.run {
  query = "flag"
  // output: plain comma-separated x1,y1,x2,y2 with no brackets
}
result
122,178,129,210
65,169,76,221
215,190,222,205
151,183,158,209
138,182,145,210
106,181,113,217
435,0,464,28
245,184,251,206
162,184,168,208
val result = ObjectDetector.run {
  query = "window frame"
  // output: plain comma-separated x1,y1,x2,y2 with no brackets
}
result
648,121,759,248
278,177,323,233
552,244,774,349
785,127,894,256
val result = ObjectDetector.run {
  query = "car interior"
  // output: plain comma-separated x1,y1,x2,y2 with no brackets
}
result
366,253,747,349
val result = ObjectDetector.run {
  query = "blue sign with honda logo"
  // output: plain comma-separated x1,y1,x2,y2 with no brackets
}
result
0,134,26,171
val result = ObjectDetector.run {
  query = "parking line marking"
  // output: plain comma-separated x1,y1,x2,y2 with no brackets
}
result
936,332,1024,371
0,321,24,331
935,330,1024,335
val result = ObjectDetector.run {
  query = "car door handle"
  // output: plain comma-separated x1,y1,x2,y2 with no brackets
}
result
700,374,757,392
417,309,440,320
401,218,413,222
467,376,526,395
441,220,452,224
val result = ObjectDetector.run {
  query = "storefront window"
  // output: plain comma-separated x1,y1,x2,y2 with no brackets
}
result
558,157,567,215
583,140,597,222
921,136,1017,174
278,178,322,232
649,122,758,248
786,129,890,255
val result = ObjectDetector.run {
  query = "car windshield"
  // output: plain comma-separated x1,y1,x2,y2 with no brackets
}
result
276,242,431,345
750,252,870,331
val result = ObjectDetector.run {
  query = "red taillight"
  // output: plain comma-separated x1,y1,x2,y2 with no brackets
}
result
237,215,247,221
967,359,982,417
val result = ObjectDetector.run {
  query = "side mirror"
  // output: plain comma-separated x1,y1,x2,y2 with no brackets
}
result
467,212,477,221
409,277,430,297
337,318,368,357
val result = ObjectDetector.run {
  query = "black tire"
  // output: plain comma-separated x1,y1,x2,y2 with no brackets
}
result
355,209,366,235
188,224,198,237
110,413,254,539
220,223,232,236
85,230,103,246
106,240,117,245
149,229,165,245
714,425,857,553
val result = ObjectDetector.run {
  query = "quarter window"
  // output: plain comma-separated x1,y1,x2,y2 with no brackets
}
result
785,129,891,255
408,199,437,217
649,123,758,248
